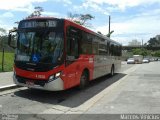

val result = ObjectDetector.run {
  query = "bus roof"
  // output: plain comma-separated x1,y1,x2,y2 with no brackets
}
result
64,19,121,45
22,17,121,45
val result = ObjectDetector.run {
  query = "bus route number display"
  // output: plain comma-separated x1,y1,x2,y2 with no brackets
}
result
20,20,57,28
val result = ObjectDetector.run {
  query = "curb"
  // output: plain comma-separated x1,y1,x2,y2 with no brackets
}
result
0,84,21,92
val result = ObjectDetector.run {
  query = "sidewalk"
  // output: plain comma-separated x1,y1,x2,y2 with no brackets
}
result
0,72,14,87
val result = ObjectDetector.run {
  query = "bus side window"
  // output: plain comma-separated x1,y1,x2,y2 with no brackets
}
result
110,44,114,56
66,26,81,59
92,42,99,54
107,42,110,55
98,41,108,55
120,46,122,56
81,32,93,54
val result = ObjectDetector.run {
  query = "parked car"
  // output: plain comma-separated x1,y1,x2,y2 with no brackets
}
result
127,58,135,64
149,58,154,62
143,58,150,63
154,58,158,61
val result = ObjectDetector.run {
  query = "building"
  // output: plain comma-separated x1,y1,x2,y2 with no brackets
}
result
156,35,160,41
128,39,141,46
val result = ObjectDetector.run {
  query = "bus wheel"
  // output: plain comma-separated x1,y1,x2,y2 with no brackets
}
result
79,71,89,89
110,66,114,76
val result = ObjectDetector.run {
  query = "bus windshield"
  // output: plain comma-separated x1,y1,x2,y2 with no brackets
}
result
16,30,64,64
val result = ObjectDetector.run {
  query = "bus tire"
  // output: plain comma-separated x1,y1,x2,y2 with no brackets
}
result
79,71,89,89
110,65,114,76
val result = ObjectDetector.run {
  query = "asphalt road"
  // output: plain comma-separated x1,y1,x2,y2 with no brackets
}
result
0,62,160,120
86,61,160,114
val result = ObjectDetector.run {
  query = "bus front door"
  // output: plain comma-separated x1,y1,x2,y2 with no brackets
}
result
65,29,80,88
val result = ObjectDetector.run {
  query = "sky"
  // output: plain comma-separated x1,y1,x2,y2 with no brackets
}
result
0,0,160,45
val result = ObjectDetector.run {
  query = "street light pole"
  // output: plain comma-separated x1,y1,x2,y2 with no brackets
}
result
108,15,111,38
142,39,143,47
2,48,4,71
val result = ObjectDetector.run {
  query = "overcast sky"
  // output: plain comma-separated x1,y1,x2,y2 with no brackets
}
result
0,0,160,45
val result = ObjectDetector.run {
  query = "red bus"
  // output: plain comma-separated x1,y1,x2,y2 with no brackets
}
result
8,17,122,91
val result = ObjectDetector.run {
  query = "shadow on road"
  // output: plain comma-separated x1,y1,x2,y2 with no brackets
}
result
14,73,126,108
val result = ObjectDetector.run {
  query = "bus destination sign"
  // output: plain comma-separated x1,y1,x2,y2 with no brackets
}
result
19,20,58,28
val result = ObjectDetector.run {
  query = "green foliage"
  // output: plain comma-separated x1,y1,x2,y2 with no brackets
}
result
68,12,94,27
0,28,7,35
132,48,142,55
0,52,14,72
132,48,160,57
0,28,14,52
27,6,44,18
147,37,160,46
74,20,81,25
132,48,151,57
141,49,148,56
0,28,12,52
79,14,94,25
153,51,160,57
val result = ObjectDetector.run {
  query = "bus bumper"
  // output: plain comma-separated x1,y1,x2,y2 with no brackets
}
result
13,74,64,91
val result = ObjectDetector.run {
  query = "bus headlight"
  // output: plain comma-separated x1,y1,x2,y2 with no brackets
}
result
49,75,55,80
48,72,61,82
55,72,61,78
48,75,55,83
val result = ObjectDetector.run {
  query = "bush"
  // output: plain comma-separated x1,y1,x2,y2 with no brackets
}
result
0,52,14,72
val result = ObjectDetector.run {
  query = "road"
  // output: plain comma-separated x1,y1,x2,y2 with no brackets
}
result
0,62,160,120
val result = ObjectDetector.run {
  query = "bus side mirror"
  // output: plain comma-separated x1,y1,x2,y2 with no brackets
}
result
8,31,17,49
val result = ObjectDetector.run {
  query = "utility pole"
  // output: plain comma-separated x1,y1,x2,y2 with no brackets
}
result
142,39,143,48
106,15,114,38
2,48,4,71
108,15,111,38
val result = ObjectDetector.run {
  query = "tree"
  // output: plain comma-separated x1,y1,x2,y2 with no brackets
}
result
68,12,94,27
27,6,44,18
132,48,142,55
132,48,150,57
79,14,94,25
0,28,7,48
147,37,160,47
153,51,160,57
0,28,15,52
68,12,79,21
141,49,148,56
0,28,7,36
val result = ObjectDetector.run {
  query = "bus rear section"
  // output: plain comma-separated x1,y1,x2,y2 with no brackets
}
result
8,17,121,91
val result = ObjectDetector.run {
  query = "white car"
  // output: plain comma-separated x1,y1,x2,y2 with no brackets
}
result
143,58,149,63
127,58,135,64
